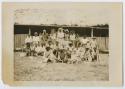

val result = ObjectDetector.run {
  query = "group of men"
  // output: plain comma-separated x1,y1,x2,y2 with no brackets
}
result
24,27,99,63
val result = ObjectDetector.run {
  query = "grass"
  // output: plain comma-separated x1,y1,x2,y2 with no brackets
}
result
14,52,109,81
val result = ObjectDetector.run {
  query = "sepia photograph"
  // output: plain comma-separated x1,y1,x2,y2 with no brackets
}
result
2,2,122,86
14,6,109,81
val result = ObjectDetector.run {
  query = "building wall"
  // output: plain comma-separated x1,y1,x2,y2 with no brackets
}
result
14,34,27,49
96,37,109,50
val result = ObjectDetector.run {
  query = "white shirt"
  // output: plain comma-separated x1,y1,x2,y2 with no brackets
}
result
91,40,97,48
35,46,46,52
69,46,73,51
51,34,56,39
57,32,64,39
70,34,75,40
45,50,52,58
25,36,32,43
40,47,46,52
35,46,41,53
86,42,90,48
33,36,40,42
81,38,89,44
30,45,35,50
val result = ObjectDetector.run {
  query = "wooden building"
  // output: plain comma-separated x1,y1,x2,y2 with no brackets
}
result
14,24,109,51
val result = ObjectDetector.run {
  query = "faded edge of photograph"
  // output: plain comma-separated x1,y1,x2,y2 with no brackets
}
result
14,8,109,81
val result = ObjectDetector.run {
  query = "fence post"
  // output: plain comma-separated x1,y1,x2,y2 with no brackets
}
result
91,28,93,37
29,28,31,35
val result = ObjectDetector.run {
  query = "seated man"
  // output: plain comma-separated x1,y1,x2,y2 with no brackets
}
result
66,48,72,64
68,49,78,64
40,44,46,56
59,49,67,63
77,44,86,61
35,43,42,56
42,47,52,63
48,50,58,63
84,46,92,62
68,43,74,52
25,34,32,56
30,43,35,56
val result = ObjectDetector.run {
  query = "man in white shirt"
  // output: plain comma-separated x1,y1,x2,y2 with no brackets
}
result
70,31,76,47
33,32,40,45
50,29,57,40
35,43,45,56
90,37,98,49
57,28,64,39
90,37,99,61
57,28,64,49
64,29,69,41
80,36,89,45
35,44,41,54
43,47,52,63
25,34,32,43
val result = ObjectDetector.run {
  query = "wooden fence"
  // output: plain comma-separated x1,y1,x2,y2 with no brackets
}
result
14,34,109,51
95,37,109,51
14,34,27,49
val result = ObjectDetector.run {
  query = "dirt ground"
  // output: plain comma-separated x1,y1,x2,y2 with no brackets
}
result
14,52,109,81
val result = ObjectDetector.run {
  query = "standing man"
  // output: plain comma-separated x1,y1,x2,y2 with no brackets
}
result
42,29,48,45
90,37,99,61
64,29,69,41
70,31,76,47
33,32,40,45
64,29,70,49
80,36,92,62
57,28,65,49
80,36,89,45
50,28,57,40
